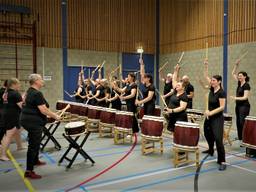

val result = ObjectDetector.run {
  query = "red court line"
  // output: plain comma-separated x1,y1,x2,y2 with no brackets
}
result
65,133,138,192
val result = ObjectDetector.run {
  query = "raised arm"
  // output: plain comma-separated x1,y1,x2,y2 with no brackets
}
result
139,58,145,83
203,60,211,84
172,64,180,88
232,59,240,81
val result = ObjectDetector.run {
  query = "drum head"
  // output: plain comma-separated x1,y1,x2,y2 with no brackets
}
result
65,121,85,128
175,121,199,128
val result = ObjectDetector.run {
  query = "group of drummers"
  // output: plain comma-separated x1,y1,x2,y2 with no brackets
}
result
0,56,252,178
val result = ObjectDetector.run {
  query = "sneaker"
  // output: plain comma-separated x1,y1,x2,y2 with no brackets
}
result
35,160,46,166
219,163,227,171
24,171,42,179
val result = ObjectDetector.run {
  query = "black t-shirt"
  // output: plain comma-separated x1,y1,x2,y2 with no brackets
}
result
164,81,173,95
125,83,137,112
2,88,22,129
208,88,226,117
111,89,122,110
96,85,105,99
236,82,250,106
142,84,156,106
168,91,188,115
21,87,49,125
0,87,6,110
75,85,86,103
185,83,194,108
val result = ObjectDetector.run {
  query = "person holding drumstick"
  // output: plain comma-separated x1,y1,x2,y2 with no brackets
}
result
231,59,250,144
136,58,156,115
115,73,139,133
203,60,226,171
164,64,188,132
107,80,122,110
20,74,60,179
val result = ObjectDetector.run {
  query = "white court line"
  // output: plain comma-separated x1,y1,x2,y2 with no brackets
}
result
227,163,256,174
85,152,245,190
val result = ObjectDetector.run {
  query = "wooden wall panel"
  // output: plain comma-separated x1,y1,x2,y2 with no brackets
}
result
67,0,155,54
160,0,223,54
1,0,255,53
0,0,62,48
228,0,256,45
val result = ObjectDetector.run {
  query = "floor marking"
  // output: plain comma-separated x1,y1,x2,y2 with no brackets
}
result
82,152,244,190
7,149,36,192
227,163,256,174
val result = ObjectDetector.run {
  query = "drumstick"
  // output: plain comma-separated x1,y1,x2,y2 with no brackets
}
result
64,90,74,98
99,60,106,70
59,104,71,118
155,88,168,107
205,42,208,60
177,51,185,64
205,92,209,119
159,61,169,72
239,51,248,61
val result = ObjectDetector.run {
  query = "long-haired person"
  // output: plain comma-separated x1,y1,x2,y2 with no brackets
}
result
0,78,23,161
20,74,60,179
107,80,122,110
115,73,139,133
203,60,226,171
0,80,8,143
231,59,251,143
136,58,156,115
164,64,188,132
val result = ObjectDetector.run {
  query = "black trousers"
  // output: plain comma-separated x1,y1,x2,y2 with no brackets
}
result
144,103,155,116
0,109,4,142
21,122,43,171
127,103,139,133
235,105,250,140
204,116,226,163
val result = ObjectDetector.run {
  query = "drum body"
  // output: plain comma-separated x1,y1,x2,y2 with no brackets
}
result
186,109,204,122
141,115,164,137
242,116,256,149
70,103,82,115
87,106,102,119
64,121,86,136
115,111,133,129
100,108,116,124
224,113,232,122
80,104,88,116
56,100,70,111
174,121,200,148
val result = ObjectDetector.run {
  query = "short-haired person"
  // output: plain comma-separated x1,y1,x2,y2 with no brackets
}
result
20,74,60,179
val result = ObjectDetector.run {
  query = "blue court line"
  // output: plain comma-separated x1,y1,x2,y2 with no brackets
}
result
121,159,250,192
80,152,241,189
42,152,56,164
79,186,88,192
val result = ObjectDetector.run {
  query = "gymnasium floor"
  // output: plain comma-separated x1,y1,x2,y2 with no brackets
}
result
0,124,255,192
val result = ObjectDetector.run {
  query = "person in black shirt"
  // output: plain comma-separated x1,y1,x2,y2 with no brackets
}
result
182,75,194,109
0,80,8,143
74,70,86,103
164,64,188,132
116,73,139,133
89,79,107,107
161,73,173,106
231,59,251,142
20,74,59,179
136,58,156,115
0,78,23,161
203,60,226,171
107,80,122,110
